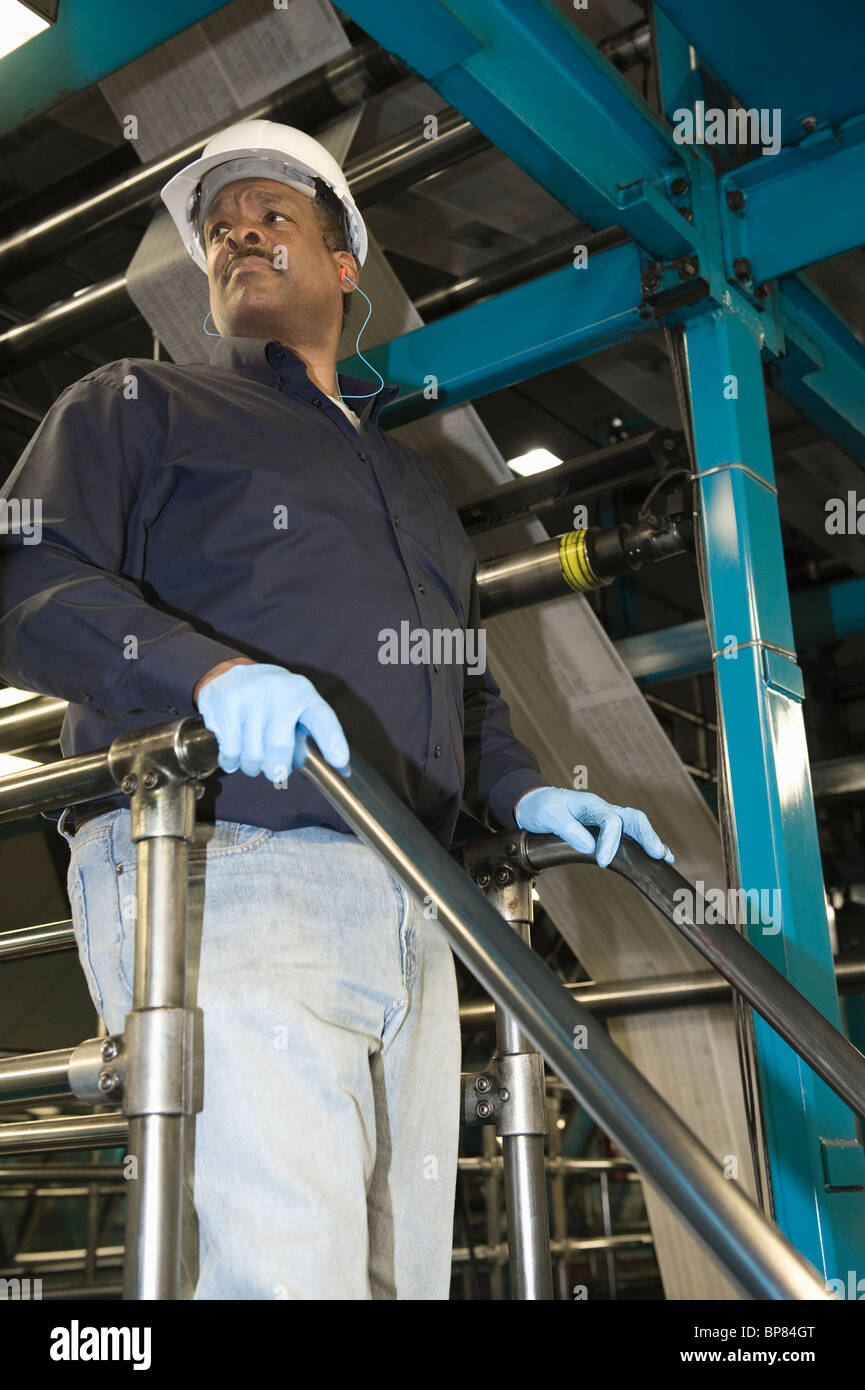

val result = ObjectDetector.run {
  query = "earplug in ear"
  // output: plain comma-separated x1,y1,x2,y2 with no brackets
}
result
340,267,352,284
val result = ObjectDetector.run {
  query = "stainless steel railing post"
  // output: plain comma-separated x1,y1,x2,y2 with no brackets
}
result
476,867,553,1299
107,725,205,1301
292,734,833,1299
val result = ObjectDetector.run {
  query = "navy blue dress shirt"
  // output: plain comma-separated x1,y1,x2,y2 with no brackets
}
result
0,336,545,847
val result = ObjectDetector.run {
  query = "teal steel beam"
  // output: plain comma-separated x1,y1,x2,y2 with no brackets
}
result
339,0,694,260
617,577,865,685
652,19,865,1276
721,114,865,287
345,244,654,429
343,0,865,1284
0,0,235,137
680,306,865,1279
769,275,865,469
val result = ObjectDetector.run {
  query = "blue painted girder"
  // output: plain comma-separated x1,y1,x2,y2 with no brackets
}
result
0,0,235,137
617,578,865,685
340,0,694,260
682,304,865,1278
342,244,655,428
654,0,864,150
770,274,865,469
722,114,865,286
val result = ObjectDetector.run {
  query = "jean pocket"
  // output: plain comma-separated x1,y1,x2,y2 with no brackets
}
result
189,821,273,858
233,822,273,850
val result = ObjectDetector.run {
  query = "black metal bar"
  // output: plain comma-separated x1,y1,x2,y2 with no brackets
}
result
456,428,678,536
498,828,865,1124
291,730,827,1299
0,717,836,1295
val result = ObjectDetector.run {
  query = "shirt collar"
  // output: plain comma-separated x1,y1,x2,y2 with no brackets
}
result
205,335,401,424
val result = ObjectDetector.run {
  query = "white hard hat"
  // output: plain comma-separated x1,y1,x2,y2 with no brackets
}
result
160,118,367,272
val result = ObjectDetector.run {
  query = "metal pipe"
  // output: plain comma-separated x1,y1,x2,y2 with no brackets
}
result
5,1248,122,1271
4,906,865,1014
519,829,865,1125
0,41,408,287
459,1155,637,1173
546,1094,570,1299
0,1166,123,1182
645,692,718,733
290,728,829,1298
25,1282,124,1300
0,695,859,810
414,225,631,320
811,756,865,800
0,741,122,821
120,774,199,1303
476,517,689,617
0,111,484,375
599,1167,617,1298
0,695,68,755
0,1186,119,1200
598,21,652,71
451,1233,654,1264
0,715,840,1295
481,1125,504,1299
0,921,77,962
0,1048,73,1103
458,427,669,537
0,14,649,289
479,538,585,616
0,1113,126,1153
0,275,135,374
3,957,862,1101
485,876,553,1299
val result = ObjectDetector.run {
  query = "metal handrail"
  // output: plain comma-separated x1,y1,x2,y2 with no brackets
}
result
0,714,833,1298
3,917,865,1017
493,829,865,1124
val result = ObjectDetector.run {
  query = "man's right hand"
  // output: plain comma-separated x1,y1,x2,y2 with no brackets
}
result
194,660,351,780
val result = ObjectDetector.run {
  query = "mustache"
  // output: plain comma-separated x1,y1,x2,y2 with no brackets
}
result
224,250,282,282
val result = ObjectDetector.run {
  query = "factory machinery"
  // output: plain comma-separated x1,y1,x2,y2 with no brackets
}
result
0,0,864,1302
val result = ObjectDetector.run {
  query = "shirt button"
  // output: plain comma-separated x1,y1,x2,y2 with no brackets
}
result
434,745,442,757
433,664,440,673
312,397,321,407
393,514,400,527
358,452,367,461
417,582,425,593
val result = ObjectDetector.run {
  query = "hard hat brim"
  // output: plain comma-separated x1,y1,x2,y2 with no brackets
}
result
161,142,367,272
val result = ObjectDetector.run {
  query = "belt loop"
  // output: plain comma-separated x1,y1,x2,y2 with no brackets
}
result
57,806,76,846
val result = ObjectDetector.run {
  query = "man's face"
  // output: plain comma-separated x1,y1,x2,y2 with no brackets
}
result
202,176,354,340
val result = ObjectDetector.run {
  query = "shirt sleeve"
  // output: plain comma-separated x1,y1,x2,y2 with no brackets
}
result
0,369,249,719
461,556,550,831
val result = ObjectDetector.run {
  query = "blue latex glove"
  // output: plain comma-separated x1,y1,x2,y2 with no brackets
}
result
514,787,675,870
197,662,350,781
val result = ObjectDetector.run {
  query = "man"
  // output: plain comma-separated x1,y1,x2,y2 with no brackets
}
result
0,119,673,1300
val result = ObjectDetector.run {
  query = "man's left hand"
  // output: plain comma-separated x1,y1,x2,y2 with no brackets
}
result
514,787,675,870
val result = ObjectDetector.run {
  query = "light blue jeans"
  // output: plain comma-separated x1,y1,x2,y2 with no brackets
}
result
59,809,462,1300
